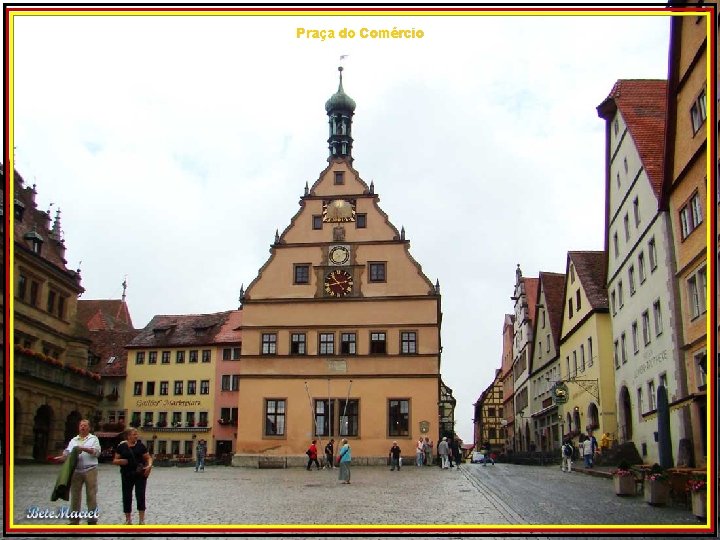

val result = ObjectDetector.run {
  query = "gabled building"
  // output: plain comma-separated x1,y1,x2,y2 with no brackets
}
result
213,310,242,457
124,311,232,458
9,167,101,461
662,8,712,467
598,79,688,464
557,251,616,446
473,368,504,453
510,265,538,452
234,68,444,464
527,271,565,452
500,313,515,453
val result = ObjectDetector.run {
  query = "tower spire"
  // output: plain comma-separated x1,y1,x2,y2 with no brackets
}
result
325,64,356,163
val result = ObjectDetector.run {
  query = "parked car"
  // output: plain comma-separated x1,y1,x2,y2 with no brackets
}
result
471,451,486,463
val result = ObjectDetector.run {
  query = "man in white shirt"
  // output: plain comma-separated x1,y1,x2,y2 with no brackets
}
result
55,418,101,524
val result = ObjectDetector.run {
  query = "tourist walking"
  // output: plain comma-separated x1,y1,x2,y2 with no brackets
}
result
561,438,573,472
389,441,402,471
306,439,321,470
482,441,495,466
438,437,450,469
337,439,351,484
53,418,101,525
195,439,207,472
423,437,433,466
324,438,335,469
582,434,594,468
112,427,153,525
415,437,425,466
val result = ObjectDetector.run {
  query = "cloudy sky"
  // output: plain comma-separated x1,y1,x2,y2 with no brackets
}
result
8,8,672,442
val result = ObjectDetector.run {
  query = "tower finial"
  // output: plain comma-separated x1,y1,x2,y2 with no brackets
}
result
122,275,128,302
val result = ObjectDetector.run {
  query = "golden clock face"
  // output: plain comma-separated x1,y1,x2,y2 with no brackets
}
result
322,199,356,222
329,245,350,265
324,269,353,297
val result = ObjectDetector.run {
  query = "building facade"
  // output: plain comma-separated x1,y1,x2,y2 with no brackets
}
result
662,9,712,467
213,310,243,457
598,79,689,464
500,314,515,454
473,369,504,453
9,167,102,461
233,68,444,465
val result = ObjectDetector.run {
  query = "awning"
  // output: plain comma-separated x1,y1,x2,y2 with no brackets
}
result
95,431,123,438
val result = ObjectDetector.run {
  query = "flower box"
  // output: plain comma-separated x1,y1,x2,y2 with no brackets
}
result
643,479,669,505
691,490,706,520
614,474,636,496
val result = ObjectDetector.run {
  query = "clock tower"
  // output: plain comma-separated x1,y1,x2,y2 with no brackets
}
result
234,67,444,466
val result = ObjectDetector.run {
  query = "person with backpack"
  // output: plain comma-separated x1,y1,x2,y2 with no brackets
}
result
561,439,573,472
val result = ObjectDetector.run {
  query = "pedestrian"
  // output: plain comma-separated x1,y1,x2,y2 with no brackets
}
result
581,434,593,468
482,441,495,466
112,427,153,525
324,438,335,469
195,439,207,472
453,438,463,467
424,437,433,466
415,437,425,466
337,438,351,484
306,439,321,470
52,418,101,525
389,441,402,471
438,436,450,469
587,431,599,464
561,439,573,472
600,432,610,453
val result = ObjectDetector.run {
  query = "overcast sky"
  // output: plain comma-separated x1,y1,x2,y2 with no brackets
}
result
8,9,671,443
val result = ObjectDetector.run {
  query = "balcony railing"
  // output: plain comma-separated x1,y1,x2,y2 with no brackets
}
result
15,351,102,397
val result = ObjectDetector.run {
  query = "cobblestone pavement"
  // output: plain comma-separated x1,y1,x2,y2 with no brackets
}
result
4,462,709,539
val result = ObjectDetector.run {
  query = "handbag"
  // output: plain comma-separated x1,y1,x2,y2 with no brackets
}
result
129,448,145,477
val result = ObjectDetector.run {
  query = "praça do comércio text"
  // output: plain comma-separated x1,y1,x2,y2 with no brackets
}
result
297,27,425,40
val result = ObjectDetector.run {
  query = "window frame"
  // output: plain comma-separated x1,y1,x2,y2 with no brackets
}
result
261,333,278,355
356,213,367,229
340,332,356,355
264,398,287,437
370,331,387,354
400,331,417,355
290,333,307,355
368,261,387,283
388,398,409,437
294,264,311,285
319,332,335,356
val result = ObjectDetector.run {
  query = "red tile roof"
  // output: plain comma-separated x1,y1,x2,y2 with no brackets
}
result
538,272,566,350
128,311,234,348
88,329,141,377
213,310,242,344
78,300,134,331
598,79,668,200
568,251,608,310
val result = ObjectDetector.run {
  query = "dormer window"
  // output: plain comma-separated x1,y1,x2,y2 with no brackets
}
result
14,199,25,221
24,230,43,254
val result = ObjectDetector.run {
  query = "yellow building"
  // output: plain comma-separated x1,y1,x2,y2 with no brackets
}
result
558,252,617,444
124,312,233,459
234,68,443,465
9,167,101,461
662,7,711,467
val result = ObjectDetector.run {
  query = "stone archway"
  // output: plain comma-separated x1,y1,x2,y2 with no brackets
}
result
618,386,633,442
32,405,54,461
64,411,82,444
573,410,581,433
587,403,599,431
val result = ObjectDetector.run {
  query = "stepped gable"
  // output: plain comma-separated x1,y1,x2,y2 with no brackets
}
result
11,167,78,274
78,299,134,331
213,310,243,344
598,79,667,199
539,272,567,349
128,311,232,348
568,251,608,310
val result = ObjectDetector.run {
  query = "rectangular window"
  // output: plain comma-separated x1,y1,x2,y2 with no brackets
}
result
200,380,210,395
223,347,241,360
340,333,356,355
638,252,646,283
623,213,630,241
143,412,154,427
221,374,231,391
161,351,171,364
680,192,703,239
290,333,306,355
641,310,651,345
690,88,707,133
17,274,27,301
580,344,585,372
334,171,344,185
356,213,367,228
614,340,620,368
339,399,359,437
653,300,663,336
572,351,577,376
189,350,198,363
613,232,619,258
294,264,310,285
312,215,323,230
370,332,387,354
319,333,335,355
159,381,168,395
146,381,155,396
369,262,386,282
135,352,145,365
688,266,707,318
576,290,581,311
587,337,593,367
631,321,639,354
265,399,286,436
611,291,617,315
388,399,409,437
170,440,180,455
29,281,39,306
176,351,185,363
231,374,239,391
133,381,142,396
186,411,196,427
148,351,157,364
156,412,167,429
621,333,628,364
57,295,66,319
202,349,211,363
568,298,574,318
184,440,193,455
172,412,182,427
659,372,668,393
546,334,550,353
46,290,56,314
262,333,277,355
487,407,496,417
628,266,636,295
633,197,640,227
648,380,656,410
198,412,208,426
618,281,624,308
174,380,183,395
648,238,657,271
400,331,417,354
637,387,644,416
187,380,196,395
694,349,707,387
314,399,335,437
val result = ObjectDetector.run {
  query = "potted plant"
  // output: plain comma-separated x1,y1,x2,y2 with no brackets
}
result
687,475,707,519
612,461,636,496
643,463,670,505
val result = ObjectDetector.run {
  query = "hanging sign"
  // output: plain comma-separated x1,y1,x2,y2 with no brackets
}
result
552,382,569,405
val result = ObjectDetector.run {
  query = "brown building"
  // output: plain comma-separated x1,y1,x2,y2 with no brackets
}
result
233,68,445,465
662,8,714,466
473,368,504,453
8,166,101,461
